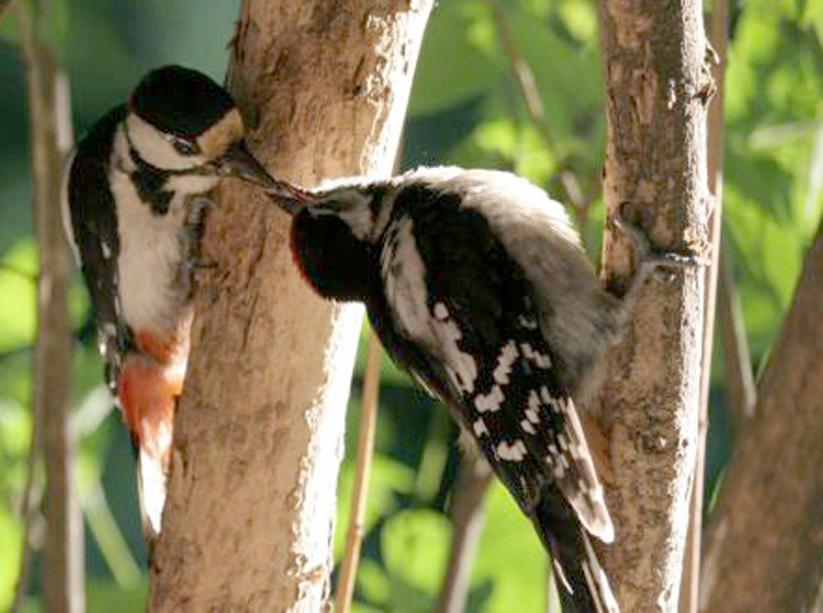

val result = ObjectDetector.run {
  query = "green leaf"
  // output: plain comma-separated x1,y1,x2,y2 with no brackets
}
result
86,579,147,613
0,507,22,610
381,509,451,599
801,0,823,42
556,0,598,44
0,240,37,352
334,454,415,560
472,482,547,613
354,558,392,607
408,1,499,117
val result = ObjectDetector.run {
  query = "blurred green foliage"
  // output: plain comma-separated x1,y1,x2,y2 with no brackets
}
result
1,0,821,611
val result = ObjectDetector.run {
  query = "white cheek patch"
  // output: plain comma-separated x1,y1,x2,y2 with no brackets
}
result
336,188,377,241
126,114,206,171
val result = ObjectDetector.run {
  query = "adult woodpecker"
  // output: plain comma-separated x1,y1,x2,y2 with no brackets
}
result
61,65,288,538
268,166,700,612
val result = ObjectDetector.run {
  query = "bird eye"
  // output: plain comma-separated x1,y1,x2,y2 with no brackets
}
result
171,138,199,156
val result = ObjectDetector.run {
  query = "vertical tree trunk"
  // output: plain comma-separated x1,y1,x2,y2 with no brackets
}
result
148,1,432,610
699,220,823,612
595,2,712,610
17,4,84,610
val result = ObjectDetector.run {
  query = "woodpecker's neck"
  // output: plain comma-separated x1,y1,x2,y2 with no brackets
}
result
112,123,219,215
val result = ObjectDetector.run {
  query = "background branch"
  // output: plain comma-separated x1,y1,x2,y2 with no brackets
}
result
335,331,382,613
700,218,823,611
485,0,587,216
0,0,14,22
435,456,493,613
717,248,756,424
14,1,82,611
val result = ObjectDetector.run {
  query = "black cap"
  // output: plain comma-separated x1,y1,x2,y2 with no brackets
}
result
129,65,236,138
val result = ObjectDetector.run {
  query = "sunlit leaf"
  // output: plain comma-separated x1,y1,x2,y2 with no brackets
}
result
0,240,37,352
803,120,823,220
334,454,415,560
408,0,499,117
86,579,147,613
557,0,598,44
355,558,391,607
0,507,22,610
381,509,451,598
472,482,546,613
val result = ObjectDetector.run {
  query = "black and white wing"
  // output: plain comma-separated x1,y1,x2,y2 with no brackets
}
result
63,105,132,391
376,184,613,544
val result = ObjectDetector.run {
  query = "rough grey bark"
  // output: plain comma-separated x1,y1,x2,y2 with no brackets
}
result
680,2,727,610
148,1,433,610
699,219,823,612
595,2,712,610
17,3,84,610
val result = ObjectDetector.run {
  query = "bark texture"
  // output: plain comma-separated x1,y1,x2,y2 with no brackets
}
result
595,2,712,610
680,2,728,610
148,1,432,610
700,220,823,612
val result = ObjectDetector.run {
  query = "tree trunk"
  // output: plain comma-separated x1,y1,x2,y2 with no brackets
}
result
148,1,432,610
699,219,823,612
595,2,712,610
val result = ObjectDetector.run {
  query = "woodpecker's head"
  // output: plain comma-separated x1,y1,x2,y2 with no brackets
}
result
274,182,394,243
264,180,391,301
122,65,273,187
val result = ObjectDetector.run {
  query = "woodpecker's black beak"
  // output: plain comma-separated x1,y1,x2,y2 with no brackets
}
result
215,140,276,188
264,183,315,215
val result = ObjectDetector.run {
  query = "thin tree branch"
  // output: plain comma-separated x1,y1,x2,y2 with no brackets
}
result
15,2,82,611
717,246,756,424
0,0,14,22
484,0,588,216
680,1,728,610
11,377,43,613
11,5,49,611
334,331,382,613
435,456,493,613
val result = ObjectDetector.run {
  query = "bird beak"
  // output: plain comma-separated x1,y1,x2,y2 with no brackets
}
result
265,183,314,215
215,140,277,188
213,141,314,214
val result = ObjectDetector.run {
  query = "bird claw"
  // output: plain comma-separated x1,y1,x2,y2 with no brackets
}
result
186,257,217,271
610,204,710,306
611,204,709,276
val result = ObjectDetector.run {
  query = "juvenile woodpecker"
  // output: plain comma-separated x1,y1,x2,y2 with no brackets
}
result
61,65,281,538
271,167,697,613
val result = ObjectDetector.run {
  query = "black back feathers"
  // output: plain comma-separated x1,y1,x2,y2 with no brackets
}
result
129,65,235,138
